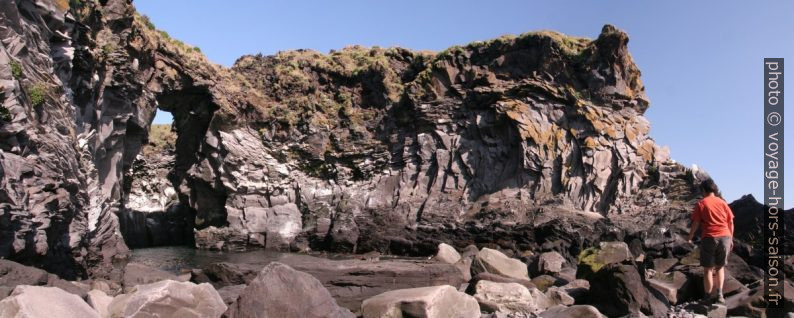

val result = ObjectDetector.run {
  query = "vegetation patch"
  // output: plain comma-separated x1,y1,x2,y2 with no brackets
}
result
10,61,22,79
140,14,156,30
143,124,177,156
0,105,11,122
28,83,48,107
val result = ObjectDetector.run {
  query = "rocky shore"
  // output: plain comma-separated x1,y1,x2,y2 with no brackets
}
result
1,239,792,317
0,0,792,317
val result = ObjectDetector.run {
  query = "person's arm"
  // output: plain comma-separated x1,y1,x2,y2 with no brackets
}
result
727,203,735,250
688,203,701,243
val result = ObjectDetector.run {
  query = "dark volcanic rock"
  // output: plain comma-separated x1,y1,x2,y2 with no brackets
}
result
730,194,794,259
0,260,88,299
226,262,354,318
117,203,194,248
587,263,656,317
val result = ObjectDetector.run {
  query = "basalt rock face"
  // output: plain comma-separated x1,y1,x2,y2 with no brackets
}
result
0,0,126,279
0,0,242,278
1,0,707,276
203,25,682,254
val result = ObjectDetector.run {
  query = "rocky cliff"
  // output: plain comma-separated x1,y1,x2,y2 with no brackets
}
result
1,0,713,278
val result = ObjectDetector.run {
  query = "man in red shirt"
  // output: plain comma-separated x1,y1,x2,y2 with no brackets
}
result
687,178,734,304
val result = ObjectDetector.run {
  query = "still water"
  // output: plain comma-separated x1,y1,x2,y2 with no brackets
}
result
129,246,418,274
130,246,295,273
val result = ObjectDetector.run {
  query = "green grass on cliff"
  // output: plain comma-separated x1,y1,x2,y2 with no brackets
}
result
28,83,48,107
236,46,404,129
233,30,596,131
10,61,22,79
144,124,176,156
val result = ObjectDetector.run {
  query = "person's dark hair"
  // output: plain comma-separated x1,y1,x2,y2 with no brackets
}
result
699,178,722,198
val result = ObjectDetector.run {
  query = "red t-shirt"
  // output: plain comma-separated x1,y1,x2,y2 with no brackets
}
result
692,195,734,238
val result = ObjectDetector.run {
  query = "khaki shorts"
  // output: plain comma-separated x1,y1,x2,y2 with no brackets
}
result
700,236,731,267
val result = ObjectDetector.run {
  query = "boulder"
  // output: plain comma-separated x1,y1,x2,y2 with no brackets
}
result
577,241,633,279
680,247,700,266
530,287,554,311
558,279,590,302
652,258,679,273
455,245,479,281
647,270,688,304
676,266,748,301
531,274,562,292
684,303,727,318
471,248,530,280
545,287,575,306
724,253,762,284
0,260,88,298
217,284,246,305
434,243,461,264
122,262,182,292
108,280,226,318
0,260,49,288
361,285,479,318
472,280,535,314
465,272,536,294
538,304,606,318
0,286,100,318
86,289,114,317
534,251,567,275
726,280,794,317
587,263,653,317
226,262,353,318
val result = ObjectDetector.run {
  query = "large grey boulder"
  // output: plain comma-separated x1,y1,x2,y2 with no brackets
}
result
108,280,226,318
86,289,114,317
472,248,530,280
545,287,575,306
539,305,606,318
0,285,100,318
472,280,536,315
647,271,688,304
226,262,353,318
361,285,480,318
534,251,567,275
217,284,246,305
122,262,183,292
434,243,461,264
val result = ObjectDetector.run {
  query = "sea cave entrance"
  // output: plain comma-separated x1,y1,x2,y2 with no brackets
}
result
118,86,225,249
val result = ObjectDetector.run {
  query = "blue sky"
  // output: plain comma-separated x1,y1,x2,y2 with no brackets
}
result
137,0,792,206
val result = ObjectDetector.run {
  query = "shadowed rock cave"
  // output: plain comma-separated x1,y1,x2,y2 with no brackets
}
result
117,87,224,248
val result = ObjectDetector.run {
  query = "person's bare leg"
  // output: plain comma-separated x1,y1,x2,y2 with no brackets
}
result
715,266,726,303
703,267,714,299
